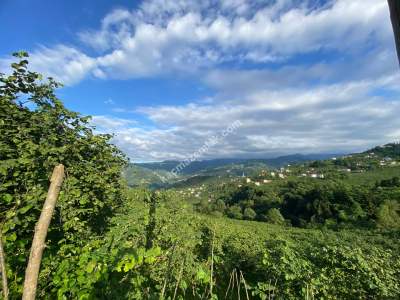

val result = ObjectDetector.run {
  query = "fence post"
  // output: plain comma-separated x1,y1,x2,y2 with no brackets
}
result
22,164,64,300
0,231,9,300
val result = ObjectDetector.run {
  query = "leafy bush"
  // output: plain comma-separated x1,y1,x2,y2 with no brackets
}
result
0,52,126,296
227,205,243,219
243,207,257,220
255,240,400,299
264,208,286,225
377,200,400,229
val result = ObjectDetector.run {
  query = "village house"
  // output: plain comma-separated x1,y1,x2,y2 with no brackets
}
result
310,174,325,179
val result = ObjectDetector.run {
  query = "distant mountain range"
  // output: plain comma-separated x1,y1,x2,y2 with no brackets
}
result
124,153,341,187
124,143,400,188
135,153,341,174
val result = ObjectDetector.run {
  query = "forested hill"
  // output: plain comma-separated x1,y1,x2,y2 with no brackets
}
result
125,145,400,187
125,153,340,187
363,143,400,158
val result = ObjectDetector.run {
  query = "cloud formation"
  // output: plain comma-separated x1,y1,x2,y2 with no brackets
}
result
2,0,399,161
93,73,400,161
1,0,392,83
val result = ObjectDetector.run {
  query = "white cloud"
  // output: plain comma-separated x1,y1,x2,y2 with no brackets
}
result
79,0,390,80
73,0,399,161
95,71,400,161
104,98,115,105
2,0,399,161
1,0,391,83
79,9,133,52
0,45,97,85
91,115,137,131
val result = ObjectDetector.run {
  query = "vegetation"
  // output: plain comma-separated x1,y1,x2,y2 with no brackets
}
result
191,154,400,230
1,54,399,299
123,164,169,188
0,52,126,297
125,154,341,189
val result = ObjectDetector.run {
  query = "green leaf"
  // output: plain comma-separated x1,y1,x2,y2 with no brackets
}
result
8,232,17,242
85,261,96,273
3,194,13,203
19,204,33,214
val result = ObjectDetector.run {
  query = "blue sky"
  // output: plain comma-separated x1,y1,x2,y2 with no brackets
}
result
1,0,399,161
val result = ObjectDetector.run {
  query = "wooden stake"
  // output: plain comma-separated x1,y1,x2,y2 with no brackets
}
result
22,164,64,300
210,230,214,297
239,270,249,300
0,232,9,300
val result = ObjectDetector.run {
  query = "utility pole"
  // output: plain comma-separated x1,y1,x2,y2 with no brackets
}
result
388,0,400,65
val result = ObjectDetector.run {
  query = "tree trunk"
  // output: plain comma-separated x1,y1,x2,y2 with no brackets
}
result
0,232,9,300
388,0,400,65
22,164,64,300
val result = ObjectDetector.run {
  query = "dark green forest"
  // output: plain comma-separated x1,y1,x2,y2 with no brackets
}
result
1,54,400,299
195,172,400,229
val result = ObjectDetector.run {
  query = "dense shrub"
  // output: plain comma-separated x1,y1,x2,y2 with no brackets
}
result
264,208,286,225
0,52,126,297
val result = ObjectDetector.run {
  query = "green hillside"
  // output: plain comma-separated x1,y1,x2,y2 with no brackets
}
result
364,143,400,158
123,164,173,188
71,189,400,299
176,144,400,229
1,55,399,299
347,166,400,185
127,154,340,188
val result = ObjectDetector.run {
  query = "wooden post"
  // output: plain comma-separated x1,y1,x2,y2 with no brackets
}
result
22,164,64,300
388,0,400,65
0,232,9,300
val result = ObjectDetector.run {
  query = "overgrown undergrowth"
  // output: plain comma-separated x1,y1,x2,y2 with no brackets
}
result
47,189,400,299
